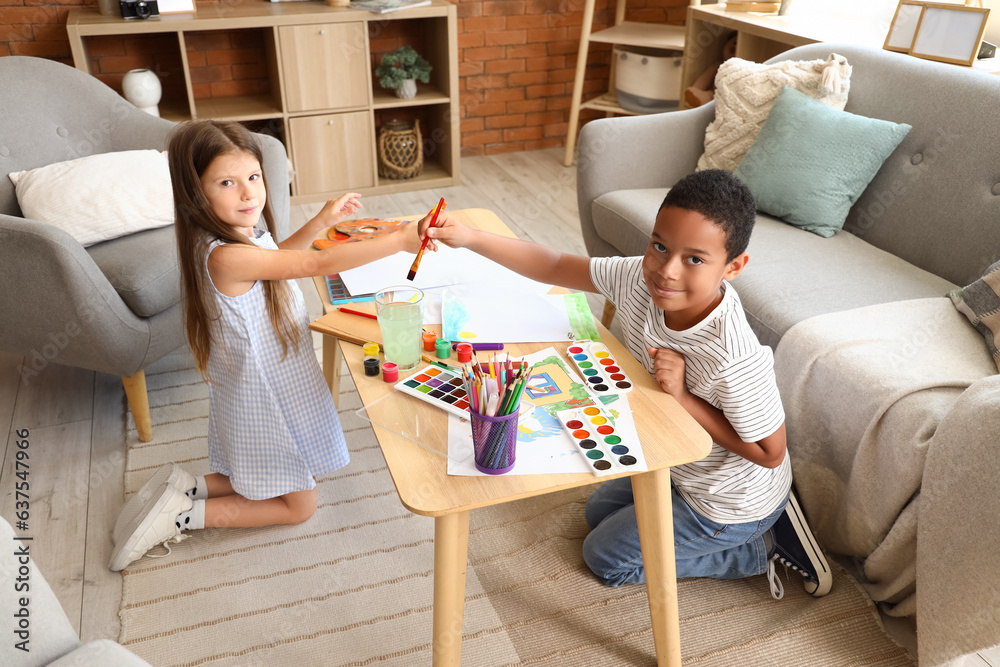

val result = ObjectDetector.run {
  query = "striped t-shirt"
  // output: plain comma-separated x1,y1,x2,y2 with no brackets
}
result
590,256,791,524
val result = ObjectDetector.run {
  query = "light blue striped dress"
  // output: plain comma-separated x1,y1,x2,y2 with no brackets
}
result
204,230,349,500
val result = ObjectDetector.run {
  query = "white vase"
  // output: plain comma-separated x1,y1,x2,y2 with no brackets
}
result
122,69,162,117
395,79,418,100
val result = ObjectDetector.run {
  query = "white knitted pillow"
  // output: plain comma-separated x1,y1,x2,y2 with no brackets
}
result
8,150,173,247
697,54,852,172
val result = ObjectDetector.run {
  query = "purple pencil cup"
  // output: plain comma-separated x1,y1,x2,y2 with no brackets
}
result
470,407,519,475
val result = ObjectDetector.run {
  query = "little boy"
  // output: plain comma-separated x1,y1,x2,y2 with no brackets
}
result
423,169,831,598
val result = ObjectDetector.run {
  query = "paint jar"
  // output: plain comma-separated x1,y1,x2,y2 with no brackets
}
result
435,338,451,359
363,342,380,376
422,331,437,351
469,407,519,475
382,361,399,383
455,343,473,363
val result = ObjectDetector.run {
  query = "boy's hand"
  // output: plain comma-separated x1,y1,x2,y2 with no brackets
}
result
647,347,689,400
421,211,474,249
318,192,362,225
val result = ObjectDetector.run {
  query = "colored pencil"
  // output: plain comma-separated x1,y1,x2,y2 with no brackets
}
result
451,343,504,351
338,306,378,320
406,197,446,281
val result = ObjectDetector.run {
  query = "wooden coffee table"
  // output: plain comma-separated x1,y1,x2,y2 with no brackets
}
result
309,208,711,666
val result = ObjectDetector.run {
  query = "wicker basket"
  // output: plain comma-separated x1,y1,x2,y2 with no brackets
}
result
377,119,423,180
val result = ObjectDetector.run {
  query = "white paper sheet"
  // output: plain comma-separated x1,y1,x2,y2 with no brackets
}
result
441,286,588,343
338,244,551,297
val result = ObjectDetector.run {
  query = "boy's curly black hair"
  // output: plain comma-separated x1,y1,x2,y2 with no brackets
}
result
660,169,756,262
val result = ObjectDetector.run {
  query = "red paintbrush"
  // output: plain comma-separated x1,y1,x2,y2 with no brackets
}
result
406,197,446,281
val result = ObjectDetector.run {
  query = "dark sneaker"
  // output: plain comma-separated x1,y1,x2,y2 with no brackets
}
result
766,490,832,599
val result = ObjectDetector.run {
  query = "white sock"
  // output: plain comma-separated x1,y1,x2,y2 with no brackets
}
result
186,475,209,501
176,499,206,532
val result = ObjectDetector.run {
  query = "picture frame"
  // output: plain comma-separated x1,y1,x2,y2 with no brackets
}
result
157,0,195,12
909,2,990,67
883,1,926,54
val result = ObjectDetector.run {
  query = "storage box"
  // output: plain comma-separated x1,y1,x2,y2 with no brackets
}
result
614,45,682,113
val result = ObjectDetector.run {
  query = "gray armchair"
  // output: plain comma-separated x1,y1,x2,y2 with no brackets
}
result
0,56,289,440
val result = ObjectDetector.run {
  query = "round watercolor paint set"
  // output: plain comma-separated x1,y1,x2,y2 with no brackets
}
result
566,341,633,396
555,405,647,477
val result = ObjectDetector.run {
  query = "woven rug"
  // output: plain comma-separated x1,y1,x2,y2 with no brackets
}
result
117,346,916,667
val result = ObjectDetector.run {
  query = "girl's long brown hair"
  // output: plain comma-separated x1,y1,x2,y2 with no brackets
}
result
169,120,300,377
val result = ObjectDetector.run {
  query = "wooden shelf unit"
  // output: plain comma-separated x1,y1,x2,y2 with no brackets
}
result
678,5,890,110
65,1,460,205
563,0,698,166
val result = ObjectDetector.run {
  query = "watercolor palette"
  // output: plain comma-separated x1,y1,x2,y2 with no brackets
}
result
556,405,647,477
395,365,471,419
566,341,634,396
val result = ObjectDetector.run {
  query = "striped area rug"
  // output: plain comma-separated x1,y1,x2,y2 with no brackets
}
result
118,346,916,667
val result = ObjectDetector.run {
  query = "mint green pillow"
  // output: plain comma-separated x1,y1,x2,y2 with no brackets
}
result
733,86,911,238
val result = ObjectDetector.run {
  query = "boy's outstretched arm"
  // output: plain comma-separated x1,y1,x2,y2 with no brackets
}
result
423,212,597,293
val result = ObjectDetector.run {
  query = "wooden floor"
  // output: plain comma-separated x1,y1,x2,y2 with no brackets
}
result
0,146,982,664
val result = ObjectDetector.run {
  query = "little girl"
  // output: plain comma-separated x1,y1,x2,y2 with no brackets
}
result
110,120,426,571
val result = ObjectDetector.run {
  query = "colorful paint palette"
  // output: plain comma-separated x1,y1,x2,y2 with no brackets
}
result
566,341,633,396
395,365,471,419
556,405,647,477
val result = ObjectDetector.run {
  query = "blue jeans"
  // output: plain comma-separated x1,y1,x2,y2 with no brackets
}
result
582,477,786,587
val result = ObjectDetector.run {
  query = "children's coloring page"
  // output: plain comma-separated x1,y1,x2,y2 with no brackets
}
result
446,347,637,476
441,286,599,343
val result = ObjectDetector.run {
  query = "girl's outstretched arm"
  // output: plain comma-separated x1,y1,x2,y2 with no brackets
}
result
278,193,363,251
209,221,424,297
421,212,597,293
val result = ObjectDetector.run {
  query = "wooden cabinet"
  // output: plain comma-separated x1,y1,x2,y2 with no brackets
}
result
289,112,376,193
278,22,370,113
65,1,460,205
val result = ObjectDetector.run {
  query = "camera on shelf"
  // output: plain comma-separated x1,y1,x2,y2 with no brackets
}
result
119,0,158,19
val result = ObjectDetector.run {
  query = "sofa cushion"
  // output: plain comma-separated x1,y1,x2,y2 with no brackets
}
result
86,224,180,318
949,258,1000,372
697,54,852,172
7,149,174,247
732,216,957,348
592,188,666,258
48,639,153,667
733,86,911,237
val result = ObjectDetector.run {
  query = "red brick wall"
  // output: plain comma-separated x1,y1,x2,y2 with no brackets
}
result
1,0,688,155
455,0,688,156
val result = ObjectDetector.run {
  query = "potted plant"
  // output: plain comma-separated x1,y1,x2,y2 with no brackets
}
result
375,46,432,99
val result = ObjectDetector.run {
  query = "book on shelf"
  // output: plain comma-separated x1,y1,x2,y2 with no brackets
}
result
724,1,779,12
350,0,431,13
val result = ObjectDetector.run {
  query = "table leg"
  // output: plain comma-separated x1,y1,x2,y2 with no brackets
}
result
432,510,470,667
632,467,681,667
323,335,342,407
